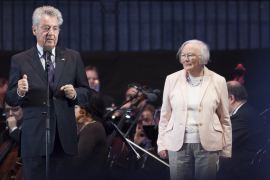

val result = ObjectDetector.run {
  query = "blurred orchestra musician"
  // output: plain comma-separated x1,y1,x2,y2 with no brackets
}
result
217,81,267,180
74,90,108,180
0,101,23,146
85,65,115,108
129,104,170,180
233,64,246,85
0,78,8,108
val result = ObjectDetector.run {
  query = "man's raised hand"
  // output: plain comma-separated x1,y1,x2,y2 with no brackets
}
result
18,74,28,96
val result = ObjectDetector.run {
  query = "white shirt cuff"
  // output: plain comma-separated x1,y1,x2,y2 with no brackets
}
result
9,127,18,134
72,92,77,100
17,89,25,98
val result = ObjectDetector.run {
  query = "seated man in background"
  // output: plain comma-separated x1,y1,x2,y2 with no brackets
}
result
0,78,8,108
0,101,23,145
85,65,115,108
130,104,169,180
217,81,267,180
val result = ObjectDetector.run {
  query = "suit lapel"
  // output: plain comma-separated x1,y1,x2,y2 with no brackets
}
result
179,70,188,106
198,66,212,106
27,46,47,86
54,46,66,92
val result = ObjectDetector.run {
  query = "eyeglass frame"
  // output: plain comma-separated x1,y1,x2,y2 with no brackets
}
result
180,54,201,61
40,25,61,33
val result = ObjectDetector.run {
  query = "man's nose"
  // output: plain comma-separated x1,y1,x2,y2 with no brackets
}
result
7,110,14,116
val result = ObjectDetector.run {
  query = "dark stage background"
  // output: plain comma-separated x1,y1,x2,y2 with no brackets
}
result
1,49,270,113
0,0,270,112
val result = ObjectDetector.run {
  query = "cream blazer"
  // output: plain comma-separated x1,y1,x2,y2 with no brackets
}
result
157,67,232,157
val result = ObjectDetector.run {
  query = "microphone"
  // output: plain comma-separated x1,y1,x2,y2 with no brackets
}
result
43,46,52,56
148,89,161,95
129,85,157,102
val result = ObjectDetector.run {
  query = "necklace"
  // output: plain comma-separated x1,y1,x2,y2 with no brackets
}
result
187,72,204,87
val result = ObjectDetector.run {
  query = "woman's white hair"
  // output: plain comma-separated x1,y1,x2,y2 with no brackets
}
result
32,6,63,31
176,39,210,65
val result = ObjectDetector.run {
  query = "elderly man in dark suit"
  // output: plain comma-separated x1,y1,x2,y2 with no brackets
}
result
5,6,91,180
217,81,267,180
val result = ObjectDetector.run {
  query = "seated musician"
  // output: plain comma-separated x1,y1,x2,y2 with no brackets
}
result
130,104,170,180
73,90,108,180
0,101,23,146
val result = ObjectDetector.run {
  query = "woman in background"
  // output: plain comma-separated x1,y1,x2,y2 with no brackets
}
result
74,90,108,180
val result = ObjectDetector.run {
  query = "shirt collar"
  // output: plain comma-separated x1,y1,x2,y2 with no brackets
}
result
36,43,56,57
232,102,246,116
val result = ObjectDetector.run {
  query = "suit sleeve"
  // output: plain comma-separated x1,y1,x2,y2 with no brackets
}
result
9,128,21,144
5,56,25,107
157,76,172,153
72,53,91,104
216,78,232,157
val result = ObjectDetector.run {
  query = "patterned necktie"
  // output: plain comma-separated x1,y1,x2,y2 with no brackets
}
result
45,55,55,91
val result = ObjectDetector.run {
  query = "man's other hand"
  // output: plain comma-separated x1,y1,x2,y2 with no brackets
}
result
60,84,76,99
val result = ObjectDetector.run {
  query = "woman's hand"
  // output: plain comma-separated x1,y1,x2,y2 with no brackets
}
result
158,150,168,159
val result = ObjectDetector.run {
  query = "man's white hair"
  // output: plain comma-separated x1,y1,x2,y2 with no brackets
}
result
176,39,210,65
32,6,63,31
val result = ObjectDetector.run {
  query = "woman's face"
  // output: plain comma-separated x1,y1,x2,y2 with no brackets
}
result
181,43,202,72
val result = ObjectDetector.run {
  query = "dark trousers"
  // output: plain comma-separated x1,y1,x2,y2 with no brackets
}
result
22,127,74,180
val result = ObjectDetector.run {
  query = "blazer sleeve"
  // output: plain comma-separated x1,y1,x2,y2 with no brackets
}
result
5,56,25,107
157,76,172,153
72,52,91,104
216,78,232,157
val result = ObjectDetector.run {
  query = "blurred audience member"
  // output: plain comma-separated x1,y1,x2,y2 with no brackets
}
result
217,81,267,180
0,78,8,108
74,90,108,180
0,102,23,146
85,66,115,108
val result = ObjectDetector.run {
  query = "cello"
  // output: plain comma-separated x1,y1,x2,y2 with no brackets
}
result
0,135,23,180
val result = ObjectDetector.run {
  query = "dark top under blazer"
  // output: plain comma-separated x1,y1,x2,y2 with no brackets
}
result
5,46,91,158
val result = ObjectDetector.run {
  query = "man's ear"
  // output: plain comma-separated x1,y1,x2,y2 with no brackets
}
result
229,95,235,105
32,26,37,36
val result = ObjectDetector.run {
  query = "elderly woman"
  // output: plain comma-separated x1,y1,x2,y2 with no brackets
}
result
157,40,232,180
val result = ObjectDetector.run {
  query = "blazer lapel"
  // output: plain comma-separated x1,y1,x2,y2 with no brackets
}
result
179,69,188,106
54,46,66,92
27,46,47,86
198,66,212,106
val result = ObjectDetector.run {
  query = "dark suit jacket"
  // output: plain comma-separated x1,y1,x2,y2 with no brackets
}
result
0,128,20,146
5,46,91,158
217,102,267,180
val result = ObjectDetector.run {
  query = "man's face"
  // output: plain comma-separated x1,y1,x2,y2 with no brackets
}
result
32,15,59,49
86,70,99,88
5,103,23,122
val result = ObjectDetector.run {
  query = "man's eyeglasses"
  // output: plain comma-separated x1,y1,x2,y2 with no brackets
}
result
181,54,201,61
40,26,60,33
